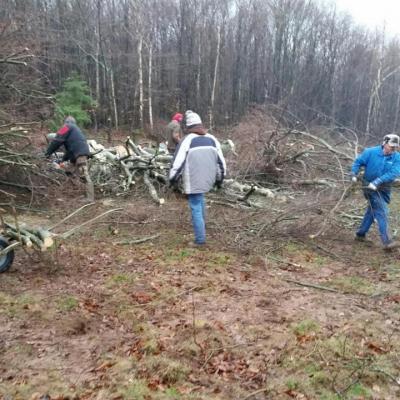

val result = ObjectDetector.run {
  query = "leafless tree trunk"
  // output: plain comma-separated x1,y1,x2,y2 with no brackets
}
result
393,85,400,132
209,25,221,130
110,69,118,129
138,35,144,129
148,41,153,132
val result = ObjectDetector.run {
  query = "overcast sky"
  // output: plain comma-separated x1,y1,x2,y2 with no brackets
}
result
332,0,400,36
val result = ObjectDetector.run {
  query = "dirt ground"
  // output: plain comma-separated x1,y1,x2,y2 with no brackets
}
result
1,191,400,400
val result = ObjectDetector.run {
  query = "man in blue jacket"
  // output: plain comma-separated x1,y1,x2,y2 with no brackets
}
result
351,134,400,250
169,110,226,246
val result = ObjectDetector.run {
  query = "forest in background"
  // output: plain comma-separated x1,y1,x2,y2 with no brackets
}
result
3,3,400,399
1,0,400,138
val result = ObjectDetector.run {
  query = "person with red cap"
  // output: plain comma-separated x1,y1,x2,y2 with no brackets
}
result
166,112,183,154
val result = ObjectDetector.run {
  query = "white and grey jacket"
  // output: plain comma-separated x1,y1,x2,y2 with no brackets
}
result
169,133,226,194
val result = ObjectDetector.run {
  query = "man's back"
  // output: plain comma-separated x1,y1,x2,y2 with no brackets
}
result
45,117,94,201
166,120,181,153
170,132,226,194
52,123,90,162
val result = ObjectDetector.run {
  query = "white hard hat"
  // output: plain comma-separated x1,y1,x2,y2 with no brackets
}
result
383,134,400,147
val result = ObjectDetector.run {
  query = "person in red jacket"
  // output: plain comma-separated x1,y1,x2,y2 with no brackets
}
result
166,112,183,154
46,116,94,201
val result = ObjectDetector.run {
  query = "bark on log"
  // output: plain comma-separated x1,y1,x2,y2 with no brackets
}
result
4,222,53,250
224,179,275,198
143,171,164,205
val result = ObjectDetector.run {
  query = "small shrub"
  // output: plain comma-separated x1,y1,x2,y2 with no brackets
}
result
57,295,78,311
143,356,190,384
347,383,371,399
292,319,320,337
328,276,375,295
286,378,300,390
120,379,150,399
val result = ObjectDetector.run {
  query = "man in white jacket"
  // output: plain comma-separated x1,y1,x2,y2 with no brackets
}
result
169,110,226,245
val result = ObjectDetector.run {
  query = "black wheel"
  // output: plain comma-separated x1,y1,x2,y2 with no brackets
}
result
0,237,15,273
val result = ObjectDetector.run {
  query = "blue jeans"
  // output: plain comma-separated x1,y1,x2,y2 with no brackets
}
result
188,193,206,244
357,190,390,245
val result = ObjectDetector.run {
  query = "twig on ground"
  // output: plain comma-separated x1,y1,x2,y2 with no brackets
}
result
61,208,123,239
114,233,160,245
309,184,353,239
267,255,303,269
49,202,96,230
370,367,400,386
243,387,269,399
285,279,339,293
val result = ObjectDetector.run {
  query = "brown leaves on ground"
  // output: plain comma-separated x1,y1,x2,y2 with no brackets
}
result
1,198,400,399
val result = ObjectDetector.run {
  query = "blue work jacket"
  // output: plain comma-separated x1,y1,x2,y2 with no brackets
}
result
351,145,400,202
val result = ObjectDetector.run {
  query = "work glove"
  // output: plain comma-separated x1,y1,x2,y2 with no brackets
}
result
367,182,377,191
351,176,357,183
169,179,180,191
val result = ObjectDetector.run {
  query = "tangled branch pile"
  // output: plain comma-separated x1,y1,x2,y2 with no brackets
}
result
0,111,369,249
211,107,365,247
88,138,172,204
228,107,358,187
88,137,239,205
0,124,72,206
0,126,35,166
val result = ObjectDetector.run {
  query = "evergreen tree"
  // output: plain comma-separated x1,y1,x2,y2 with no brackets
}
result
50,74,96,130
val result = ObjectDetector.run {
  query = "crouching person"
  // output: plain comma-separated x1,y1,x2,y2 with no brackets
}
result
169,110,226,246
45,116,94,202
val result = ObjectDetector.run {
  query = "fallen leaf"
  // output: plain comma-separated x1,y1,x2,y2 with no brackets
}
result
92,361,115,372
367,342,388,354
131,292,153,304
386,294,400,303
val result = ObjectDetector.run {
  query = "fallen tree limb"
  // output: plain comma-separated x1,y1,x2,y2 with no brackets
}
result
3,222,53,251
309,183,353,239
61,208,123,239
114,233,161,245
24,227,54,248
0,241,21,256
268,255,303,269
143,171,164,205
284,179,337,188
49,202,96,230
284,279,338,293
224,179,275,198
5,229,32,248
292,129,353,161
0,180,45,191
243,387,269,400
370,367,400,386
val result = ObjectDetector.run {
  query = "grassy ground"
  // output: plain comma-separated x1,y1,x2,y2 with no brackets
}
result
0,195,400,400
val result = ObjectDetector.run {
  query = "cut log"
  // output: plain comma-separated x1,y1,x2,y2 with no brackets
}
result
5,230,32,248
35,228,54,248
143,171,164,205
4,222,53,250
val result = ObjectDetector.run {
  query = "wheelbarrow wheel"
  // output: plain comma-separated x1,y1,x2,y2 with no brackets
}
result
0,237,15,273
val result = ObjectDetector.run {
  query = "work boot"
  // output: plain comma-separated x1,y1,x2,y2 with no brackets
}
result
187,242,207,250
354,234,366,242
383,241,400,251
